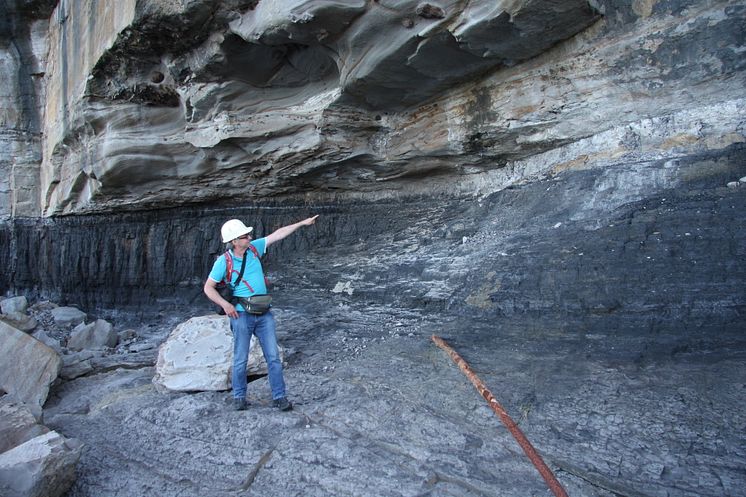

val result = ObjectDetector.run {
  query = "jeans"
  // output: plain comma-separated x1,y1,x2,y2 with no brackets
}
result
229,311,286,400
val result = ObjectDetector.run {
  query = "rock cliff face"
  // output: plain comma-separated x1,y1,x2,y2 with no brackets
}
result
3,142,744,332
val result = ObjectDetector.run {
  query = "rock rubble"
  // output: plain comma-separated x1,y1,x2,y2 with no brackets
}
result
0,297,163,496
0,295,289,496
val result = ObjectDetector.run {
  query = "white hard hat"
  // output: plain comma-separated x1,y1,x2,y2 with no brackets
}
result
221,219,253,243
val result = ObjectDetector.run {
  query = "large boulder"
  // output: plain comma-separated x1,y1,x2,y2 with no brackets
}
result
0,296,36,332
153,314,280,392
0,430,82,497
0,322,61,418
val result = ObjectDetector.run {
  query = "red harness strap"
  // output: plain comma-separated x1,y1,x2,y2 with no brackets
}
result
222,245,262,293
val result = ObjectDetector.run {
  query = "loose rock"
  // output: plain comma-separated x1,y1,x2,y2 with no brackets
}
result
0,431,82,497
31,331,63,354
0,321,61,419
0,312,37,333
60,351,96,380
67,319,118,351
50,307,87,328
0,398,49,454
1,296,28,315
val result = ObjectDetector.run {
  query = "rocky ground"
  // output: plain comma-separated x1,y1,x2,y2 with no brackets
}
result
34,292,746,497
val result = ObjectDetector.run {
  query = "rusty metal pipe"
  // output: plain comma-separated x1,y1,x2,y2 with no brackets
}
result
431,335,569,497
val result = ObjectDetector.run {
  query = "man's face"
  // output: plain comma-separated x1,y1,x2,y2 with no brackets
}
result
234,232,252,247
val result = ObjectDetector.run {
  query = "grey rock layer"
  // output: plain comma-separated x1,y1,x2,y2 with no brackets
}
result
30,141,746,497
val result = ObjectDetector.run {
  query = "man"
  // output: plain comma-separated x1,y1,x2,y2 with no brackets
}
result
204,215,319,411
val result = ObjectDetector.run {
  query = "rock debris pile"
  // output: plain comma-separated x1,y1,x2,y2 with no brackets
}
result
0,295,161,497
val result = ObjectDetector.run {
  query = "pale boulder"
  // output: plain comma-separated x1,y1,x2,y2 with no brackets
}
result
1,296,28,315
0,296,34,332
50,307,86,327
153,314,279,392
0,321,61,418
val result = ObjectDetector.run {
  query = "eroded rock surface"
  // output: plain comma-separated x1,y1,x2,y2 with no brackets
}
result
1,1,745,496
29,147,746,497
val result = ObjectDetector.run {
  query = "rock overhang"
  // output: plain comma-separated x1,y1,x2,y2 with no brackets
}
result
37,0,605,216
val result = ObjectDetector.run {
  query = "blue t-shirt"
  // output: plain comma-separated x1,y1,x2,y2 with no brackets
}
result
208,238,268,311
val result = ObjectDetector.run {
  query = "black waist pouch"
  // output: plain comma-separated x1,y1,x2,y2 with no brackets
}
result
238,294,272,315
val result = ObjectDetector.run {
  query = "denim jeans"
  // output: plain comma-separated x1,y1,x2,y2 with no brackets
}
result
229,311,286,400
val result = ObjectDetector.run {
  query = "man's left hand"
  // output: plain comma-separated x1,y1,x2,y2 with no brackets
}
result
301,215,319,226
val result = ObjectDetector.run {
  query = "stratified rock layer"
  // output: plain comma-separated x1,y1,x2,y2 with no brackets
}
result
8,140,745,497
0,2,745,495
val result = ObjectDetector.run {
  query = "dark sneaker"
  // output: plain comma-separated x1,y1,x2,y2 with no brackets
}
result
273,397,293,411
233,398,248,411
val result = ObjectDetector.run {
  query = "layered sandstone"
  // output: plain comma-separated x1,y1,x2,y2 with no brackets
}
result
3,1,742,218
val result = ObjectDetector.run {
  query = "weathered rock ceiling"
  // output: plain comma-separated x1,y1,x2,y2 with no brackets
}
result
36,0,603,215
3,0,745,216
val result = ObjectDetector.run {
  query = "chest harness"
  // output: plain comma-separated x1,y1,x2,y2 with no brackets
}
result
222,245,261,293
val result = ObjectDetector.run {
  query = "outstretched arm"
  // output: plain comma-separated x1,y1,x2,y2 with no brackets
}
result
265,215,319,248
